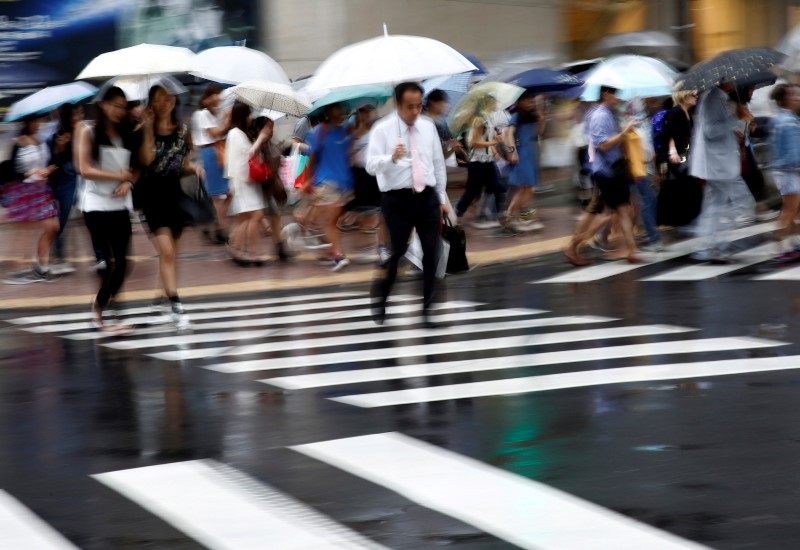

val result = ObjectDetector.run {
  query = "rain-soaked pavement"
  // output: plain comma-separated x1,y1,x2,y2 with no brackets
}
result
2,249,800,549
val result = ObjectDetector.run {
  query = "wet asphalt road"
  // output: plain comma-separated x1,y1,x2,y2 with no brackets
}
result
2,247,800,549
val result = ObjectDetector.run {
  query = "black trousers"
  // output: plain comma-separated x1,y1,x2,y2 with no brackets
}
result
379,186,441,310
455,161,504,217
84,210,132,308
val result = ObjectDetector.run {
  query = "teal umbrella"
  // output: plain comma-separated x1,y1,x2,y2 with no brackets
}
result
310,84,393,115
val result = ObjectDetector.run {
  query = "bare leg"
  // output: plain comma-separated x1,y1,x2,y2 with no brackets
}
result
151,229,179,297
36,217,60,268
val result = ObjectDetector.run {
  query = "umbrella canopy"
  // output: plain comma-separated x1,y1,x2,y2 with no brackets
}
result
310,84,393,115
4,81,97,122
76,43,196,80
95,74,187,103
191,46,290,86
506,68,583,93
304,26,477,93
593,31,680,54
681,47,786,93
580,55,678,101
228,80,312,117
448,81,524,135
460,53,487,75
777,25,800,73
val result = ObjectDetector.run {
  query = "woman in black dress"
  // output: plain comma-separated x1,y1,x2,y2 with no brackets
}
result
657,84,702,228
138,84,203,329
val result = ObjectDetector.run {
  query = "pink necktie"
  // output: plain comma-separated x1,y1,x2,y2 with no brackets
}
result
407,124,426,193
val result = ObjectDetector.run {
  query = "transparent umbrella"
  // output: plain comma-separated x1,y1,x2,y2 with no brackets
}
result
580,55,678,101
228,80,312,117
94,74,188,103
448,81,524,135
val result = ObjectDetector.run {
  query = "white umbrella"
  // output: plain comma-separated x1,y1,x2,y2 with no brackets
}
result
191,46,290,86
95,74,188,103
4,81,97,122
304,25,477,93
76,43,196,79
580,55,678,101
228,80,311,117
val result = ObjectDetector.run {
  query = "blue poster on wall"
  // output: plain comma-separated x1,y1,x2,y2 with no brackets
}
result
0,0,258,114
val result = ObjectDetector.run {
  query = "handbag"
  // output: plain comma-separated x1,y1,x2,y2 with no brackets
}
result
442,217,469,274
178,174,216,226
248,155,271,185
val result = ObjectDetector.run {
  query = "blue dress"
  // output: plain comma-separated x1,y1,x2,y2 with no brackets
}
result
508,114,540,187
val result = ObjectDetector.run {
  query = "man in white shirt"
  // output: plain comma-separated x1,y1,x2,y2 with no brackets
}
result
366,82,449,326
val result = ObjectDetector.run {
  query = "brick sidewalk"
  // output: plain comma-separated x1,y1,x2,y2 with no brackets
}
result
0,180,578,309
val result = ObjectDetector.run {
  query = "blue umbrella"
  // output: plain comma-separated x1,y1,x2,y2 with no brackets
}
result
460,52,487,75
5,81,97,122
505,68,583,93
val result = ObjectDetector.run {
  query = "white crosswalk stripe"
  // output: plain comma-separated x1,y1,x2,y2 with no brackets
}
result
93,460,385,549
640,242,777,281
535,222,778,284
263,336,783,390
150,315,617,362
0,490,78,549
293,432,708,549
208,324,696,373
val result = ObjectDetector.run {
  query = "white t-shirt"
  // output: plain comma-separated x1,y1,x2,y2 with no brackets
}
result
191,109,220,147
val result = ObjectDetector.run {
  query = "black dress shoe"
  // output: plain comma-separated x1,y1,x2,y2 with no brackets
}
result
370,282,387,325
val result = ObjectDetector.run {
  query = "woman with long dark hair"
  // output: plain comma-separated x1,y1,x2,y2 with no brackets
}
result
251,115,289,260
75,86,137,331
137,84,202,329
225,101,266,264
1,114,60,284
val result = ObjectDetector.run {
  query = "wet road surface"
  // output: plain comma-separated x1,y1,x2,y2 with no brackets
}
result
2,241,800,549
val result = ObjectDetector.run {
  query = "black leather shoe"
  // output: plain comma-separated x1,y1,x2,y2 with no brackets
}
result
370,282,387,325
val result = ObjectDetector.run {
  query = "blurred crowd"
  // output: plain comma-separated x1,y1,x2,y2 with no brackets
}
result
1,65,796,330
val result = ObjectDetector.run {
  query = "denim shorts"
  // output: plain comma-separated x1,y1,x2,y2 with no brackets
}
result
771,170,800,196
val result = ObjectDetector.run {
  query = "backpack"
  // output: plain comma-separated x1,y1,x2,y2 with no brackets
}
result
0,144,21,186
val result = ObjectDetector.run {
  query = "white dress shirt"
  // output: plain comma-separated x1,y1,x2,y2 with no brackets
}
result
366,112,447,204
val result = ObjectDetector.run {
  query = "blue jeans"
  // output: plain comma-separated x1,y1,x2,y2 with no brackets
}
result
50,171,77,260
631,177,659,243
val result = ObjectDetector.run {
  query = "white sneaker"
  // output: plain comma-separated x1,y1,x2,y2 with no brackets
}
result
49,262,76,275
755,210,780,222
378,246,391,267
331,256,350,271
514,220,545,232
472,219,501,229
91,260,107,272
170,303,191,330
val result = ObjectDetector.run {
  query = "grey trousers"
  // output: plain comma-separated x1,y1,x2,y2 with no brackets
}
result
694,177,755,257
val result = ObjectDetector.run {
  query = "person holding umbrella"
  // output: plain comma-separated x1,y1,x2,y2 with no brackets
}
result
366,82,449,327
138,84,203,329
191,84,230,244
688,79,756,263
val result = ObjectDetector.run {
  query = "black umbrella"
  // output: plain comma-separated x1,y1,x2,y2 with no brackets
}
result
681,47,786,92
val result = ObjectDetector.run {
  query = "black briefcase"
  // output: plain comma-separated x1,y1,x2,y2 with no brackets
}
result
442,217,469,274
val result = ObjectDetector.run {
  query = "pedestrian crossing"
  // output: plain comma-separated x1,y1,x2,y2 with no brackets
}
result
3,289,799,548
1,432,710,549
534,222,797,284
